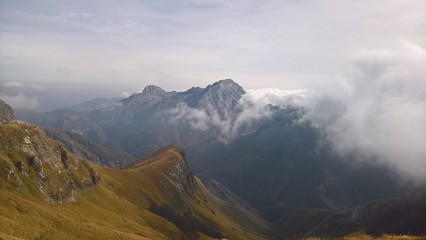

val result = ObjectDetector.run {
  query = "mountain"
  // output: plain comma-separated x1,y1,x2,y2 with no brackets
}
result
0,99,14,124
197,79,246,117
186,107,409,210
16,79,247,157
0,122,272,239
12,80,424,238
54,97,122,112
262,189,426,238
42,126,135,168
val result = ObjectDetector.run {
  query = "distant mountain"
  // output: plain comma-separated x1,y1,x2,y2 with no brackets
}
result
266,189,426,238
34,79,248,157
42,126,135,168
54,97,122,112
13,79,422,238
15,79,412,208
185,107,409,211
0,122,272,239
197,79,246,117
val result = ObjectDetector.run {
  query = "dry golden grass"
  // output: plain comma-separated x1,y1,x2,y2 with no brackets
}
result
343,234,426,240
0,124,270,240
303,234,426,240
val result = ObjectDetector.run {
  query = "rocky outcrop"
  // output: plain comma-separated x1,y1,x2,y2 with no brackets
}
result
0,99,14,124
0,123,99,204
166,149,198,197
125,145,199,197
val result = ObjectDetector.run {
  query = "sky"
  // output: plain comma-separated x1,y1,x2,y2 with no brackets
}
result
0,0,425,110
0,0,425,181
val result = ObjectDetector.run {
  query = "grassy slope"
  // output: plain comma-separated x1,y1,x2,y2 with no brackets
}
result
0,123,271,240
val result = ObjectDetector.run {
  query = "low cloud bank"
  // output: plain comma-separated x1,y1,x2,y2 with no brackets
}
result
301,41,426,182
167,41,426,182
0,92,40,110
167,88,306,142
0,81,42,110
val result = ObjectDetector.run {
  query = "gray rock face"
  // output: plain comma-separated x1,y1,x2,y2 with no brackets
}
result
0,99,14,124
167,154,198,197
122,85,170,106
120,80,245,114
27,156,48,181
0,124,99,204
198,79,246,118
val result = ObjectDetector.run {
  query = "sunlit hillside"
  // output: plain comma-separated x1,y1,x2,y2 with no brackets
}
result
0,123,271,240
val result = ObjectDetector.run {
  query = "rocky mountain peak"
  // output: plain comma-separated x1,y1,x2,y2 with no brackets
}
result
124,145,198,196
141,85,166,96
122,85,167,105
213,79,244,89
199,79,246,116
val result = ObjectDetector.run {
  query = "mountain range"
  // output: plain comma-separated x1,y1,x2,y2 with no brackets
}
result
0,107,272,239
7,79,426,238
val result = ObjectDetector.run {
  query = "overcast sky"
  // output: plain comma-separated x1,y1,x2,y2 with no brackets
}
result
0,0,425,109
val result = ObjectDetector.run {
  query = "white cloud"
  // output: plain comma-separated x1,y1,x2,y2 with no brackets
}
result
0,0,425,90
120,91,130,98
0,92,39,110
1,81,44,90
301,41,426,182
242,88,307,107
2,81,24,88
166,41,426,182
166,87,306,143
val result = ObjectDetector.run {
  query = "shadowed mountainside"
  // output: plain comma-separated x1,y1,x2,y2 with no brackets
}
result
0,122,272,240
11,81,425,238
42,126,135,168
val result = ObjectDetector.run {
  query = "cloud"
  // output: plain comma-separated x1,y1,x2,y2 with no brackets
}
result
166,41,426,182
167,103,233,142
301,41,426,182
0,92,39,110
119,91,130,98
1,81,44,90
1,0,424,90
166,88,305,143
0,81,43,109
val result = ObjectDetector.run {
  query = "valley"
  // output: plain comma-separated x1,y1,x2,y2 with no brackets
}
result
5,80,426,239
0,120,271,239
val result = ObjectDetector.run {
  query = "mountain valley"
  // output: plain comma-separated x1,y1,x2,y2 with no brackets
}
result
0,112,271,239
4,80,426,239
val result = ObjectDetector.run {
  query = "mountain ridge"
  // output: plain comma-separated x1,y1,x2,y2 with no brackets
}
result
0,122,272,239
10,80,425,238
